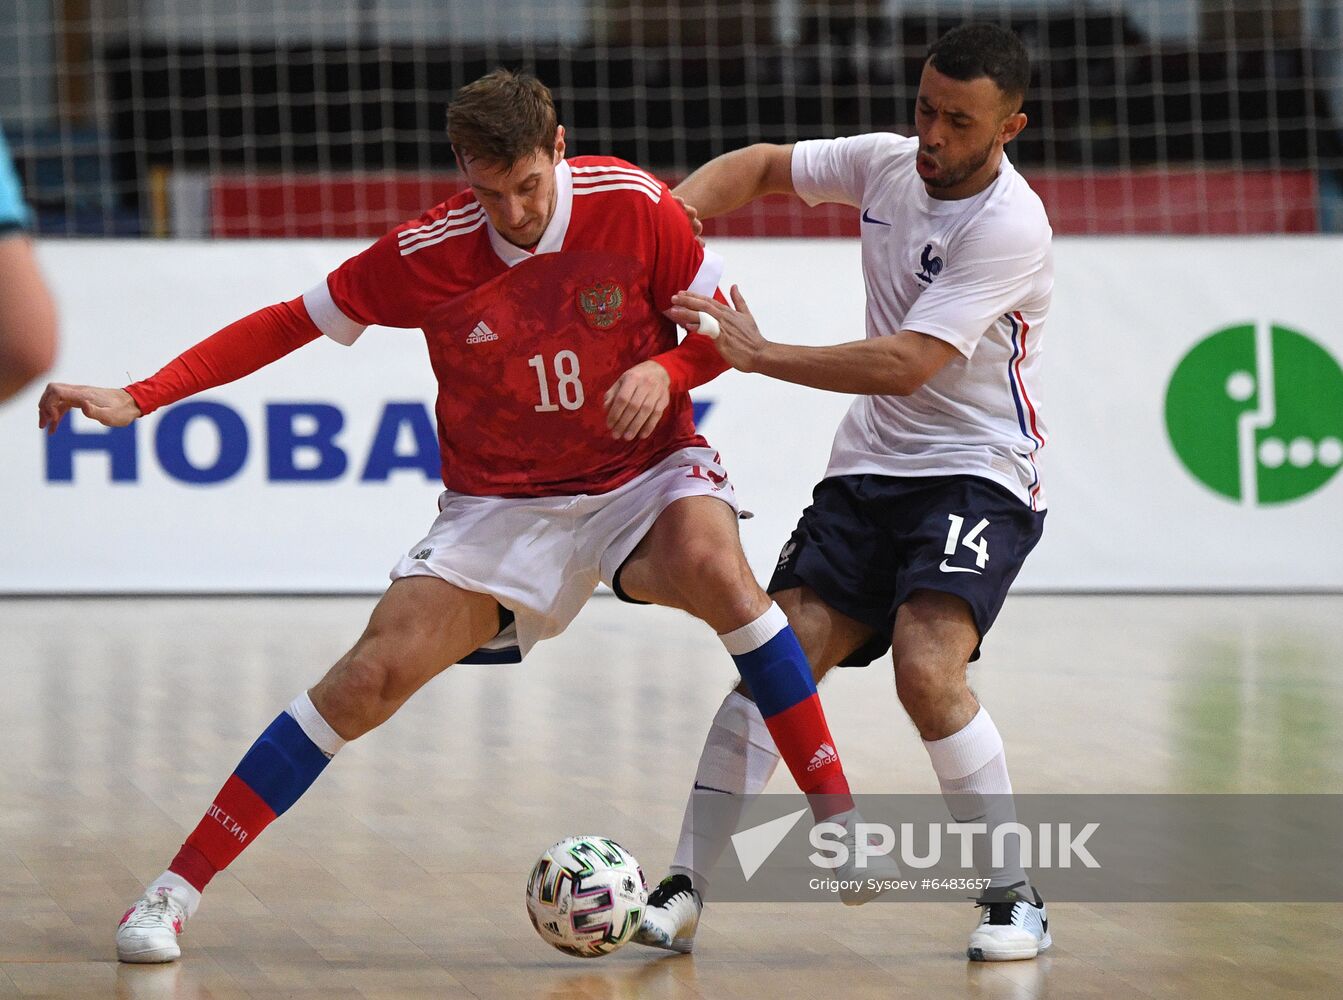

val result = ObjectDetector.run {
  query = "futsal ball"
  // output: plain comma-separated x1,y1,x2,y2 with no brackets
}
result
525,835,648,958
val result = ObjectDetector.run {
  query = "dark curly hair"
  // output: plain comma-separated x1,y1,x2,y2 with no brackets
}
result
928,23,1031,110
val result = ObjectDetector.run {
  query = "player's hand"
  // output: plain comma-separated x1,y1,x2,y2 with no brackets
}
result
670,285,767,373
673,195,704,246
37,383,142,434
603,360,671,442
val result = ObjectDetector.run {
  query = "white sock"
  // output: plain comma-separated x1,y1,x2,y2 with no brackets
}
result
669,690,780,897
147,870,203,919
716,603,788,654
922,706,1028,890
288,690,347,757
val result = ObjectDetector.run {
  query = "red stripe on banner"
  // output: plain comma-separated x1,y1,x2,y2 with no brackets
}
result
183,773,279,873
208,169,1319,238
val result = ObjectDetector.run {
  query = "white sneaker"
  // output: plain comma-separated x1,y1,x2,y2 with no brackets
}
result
116,887,188,963
833,809,900,906
966,883,1051,961
633,874,702,953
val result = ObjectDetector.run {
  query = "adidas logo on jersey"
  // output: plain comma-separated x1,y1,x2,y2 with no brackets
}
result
466,321,498,344
807,742,837,772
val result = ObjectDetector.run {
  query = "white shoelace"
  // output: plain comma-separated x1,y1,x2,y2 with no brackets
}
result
124,891,183,930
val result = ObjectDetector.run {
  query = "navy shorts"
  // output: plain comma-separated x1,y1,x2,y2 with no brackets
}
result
768,474,1045,666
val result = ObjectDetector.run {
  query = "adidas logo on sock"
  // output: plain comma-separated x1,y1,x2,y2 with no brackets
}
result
806,742,837,771
466,321,498,344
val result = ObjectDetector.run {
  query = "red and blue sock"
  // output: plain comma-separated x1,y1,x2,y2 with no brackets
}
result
167,692,346,893
719,604,853,821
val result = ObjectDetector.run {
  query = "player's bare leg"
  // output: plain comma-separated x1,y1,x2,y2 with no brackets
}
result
889,590,979,740
773,586,875,682
309,577,502,739
117,577,501,963
615,494,767,633
892,589,1049,961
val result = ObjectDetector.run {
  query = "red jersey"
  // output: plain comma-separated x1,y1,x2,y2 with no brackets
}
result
302,157,726,498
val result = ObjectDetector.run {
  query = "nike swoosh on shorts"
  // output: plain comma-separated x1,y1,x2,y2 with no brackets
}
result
938,560,983,575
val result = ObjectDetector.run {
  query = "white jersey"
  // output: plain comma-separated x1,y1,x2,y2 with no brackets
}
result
792,133,1053,509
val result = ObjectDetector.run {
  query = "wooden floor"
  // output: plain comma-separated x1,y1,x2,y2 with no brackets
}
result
2,594,1341,999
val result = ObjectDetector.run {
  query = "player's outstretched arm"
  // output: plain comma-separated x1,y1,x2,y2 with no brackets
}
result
672,144,796,222
37,383,140,433
37,296,322,435
673,285,959,396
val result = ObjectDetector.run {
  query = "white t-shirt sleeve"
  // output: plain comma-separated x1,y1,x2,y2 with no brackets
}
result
791,134,894,208
901,216,1051,358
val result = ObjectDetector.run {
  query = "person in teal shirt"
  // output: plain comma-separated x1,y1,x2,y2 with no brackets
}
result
0,125,33,232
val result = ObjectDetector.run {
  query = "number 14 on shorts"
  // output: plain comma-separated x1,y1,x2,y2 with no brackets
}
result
942,514,990,574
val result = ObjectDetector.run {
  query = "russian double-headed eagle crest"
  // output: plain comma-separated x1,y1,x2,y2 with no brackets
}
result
577,280,625,329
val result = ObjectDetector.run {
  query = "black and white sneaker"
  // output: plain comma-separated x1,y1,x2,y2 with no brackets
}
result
632,874,702,954
966,882,1051,961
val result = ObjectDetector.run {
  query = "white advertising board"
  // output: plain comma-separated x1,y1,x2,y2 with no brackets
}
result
2,237,1341,592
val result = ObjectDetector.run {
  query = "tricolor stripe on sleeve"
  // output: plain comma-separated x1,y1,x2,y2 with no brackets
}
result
1006,310,1045,508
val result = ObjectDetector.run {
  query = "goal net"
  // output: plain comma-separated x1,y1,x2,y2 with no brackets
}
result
3,1,1341,237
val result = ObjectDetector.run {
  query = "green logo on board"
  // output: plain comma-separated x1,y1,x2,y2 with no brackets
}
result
1164,323,1343,505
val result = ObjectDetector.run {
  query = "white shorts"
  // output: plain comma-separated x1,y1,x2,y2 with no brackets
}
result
390,446,738,661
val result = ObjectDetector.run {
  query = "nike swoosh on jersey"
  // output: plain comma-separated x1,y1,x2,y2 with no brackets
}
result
938,560,983,575
861,207,891,226
693,781,733,795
